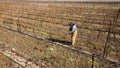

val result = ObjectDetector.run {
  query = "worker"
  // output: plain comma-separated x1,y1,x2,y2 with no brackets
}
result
68,22,77,46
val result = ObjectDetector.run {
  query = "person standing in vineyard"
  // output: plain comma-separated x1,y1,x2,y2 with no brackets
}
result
68,22,77,47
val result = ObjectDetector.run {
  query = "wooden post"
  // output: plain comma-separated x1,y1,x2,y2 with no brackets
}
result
17,24,21,32
103,21,112,58
97,30,100,39
33,28,36,36
92,54,95,68
113,17,116,45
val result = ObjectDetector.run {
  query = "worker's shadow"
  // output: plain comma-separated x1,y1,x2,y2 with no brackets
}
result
48,38,71,45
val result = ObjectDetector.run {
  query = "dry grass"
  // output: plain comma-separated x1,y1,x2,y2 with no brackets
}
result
0,2,120,68
0,53,22,68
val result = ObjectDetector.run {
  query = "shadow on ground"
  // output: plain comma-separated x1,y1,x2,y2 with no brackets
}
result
48,38,71,45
